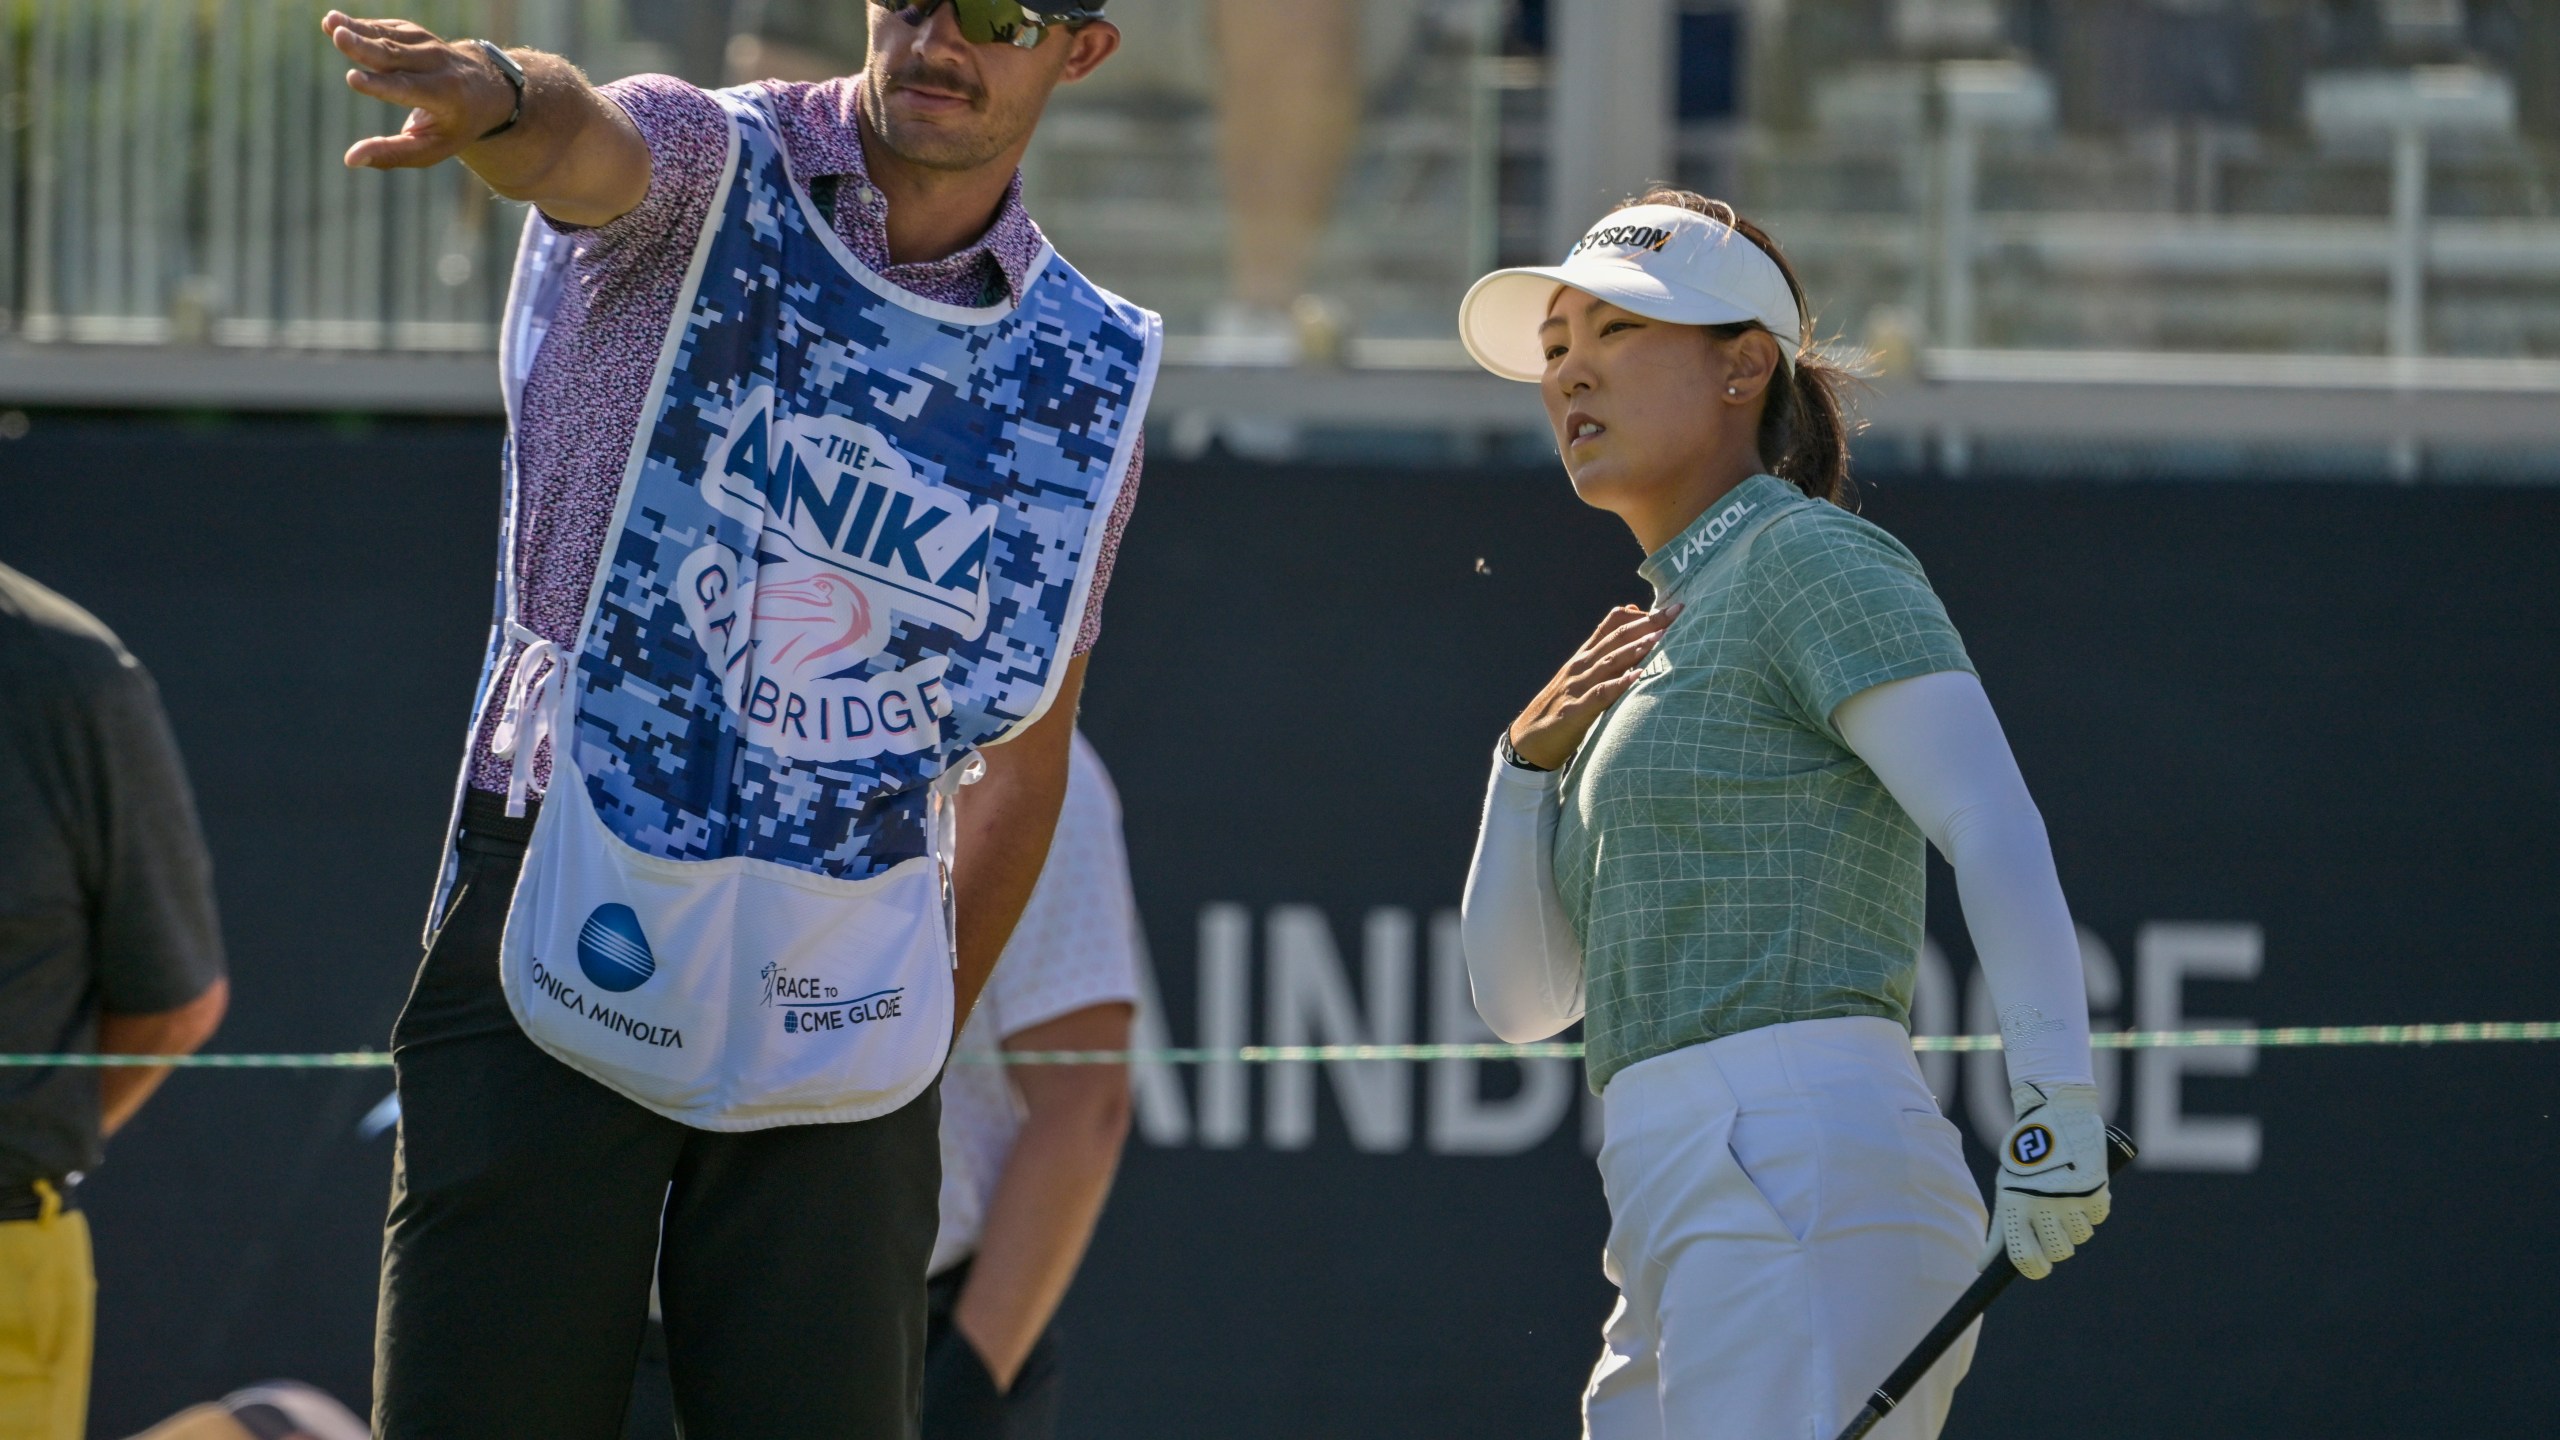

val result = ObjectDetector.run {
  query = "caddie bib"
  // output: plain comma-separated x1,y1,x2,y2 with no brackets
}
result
436,90,1158,1131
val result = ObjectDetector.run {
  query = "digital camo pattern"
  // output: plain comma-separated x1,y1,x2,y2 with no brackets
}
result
567,92,1152,879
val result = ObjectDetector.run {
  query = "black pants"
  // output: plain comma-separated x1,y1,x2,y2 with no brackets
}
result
374,791,943,1440
920,1261,1062,1440
628,1261,1063,1440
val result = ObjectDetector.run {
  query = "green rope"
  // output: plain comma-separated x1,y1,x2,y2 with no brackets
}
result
1003,1021,2560,1063
0,1051,397,1068
1,1021,2551,1068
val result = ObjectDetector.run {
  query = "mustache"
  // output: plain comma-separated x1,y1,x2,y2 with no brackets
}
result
884,56,985,104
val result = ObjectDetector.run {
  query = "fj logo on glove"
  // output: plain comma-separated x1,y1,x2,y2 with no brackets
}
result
2009,1124,2055,1167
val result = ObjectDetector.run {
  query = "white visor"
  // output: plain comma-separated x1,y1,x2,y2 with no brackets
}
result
1457,203,1802,383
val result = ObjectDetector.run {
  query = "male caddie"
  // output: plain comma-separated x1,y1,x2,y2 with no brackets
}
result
326,5,1155,1435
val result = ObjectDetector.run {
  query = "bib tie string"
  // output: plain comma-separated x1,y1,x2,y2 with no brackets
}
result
492,623,565,819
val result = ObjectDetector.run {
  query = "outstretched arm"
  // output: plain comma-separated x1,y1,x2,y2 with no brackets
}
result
325,10,649,227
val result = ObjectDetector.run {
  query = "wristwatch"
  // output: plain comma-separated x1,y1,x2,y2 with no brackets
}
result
469,39,526,140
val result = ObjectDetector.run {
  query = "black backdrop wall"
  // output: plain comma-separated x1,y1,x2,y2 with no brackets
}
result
6,417,2555,1438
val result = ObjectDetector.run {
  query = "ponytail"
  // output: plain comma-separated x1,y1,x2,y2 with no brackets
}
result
1617,188,1861,510
1757,345,1858,510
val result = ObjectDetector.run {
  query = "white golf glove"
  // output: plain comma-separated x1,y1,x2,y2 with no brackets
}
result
1984,1081,2112,1280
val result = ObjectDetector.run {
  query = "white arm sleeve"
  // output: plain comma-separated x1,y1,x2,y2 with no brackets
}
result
1458,746,1586,1044
1834,671,2096,1091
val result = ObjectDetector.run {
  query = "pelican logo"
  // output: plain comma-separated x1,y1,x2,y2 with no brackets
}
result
673,391,989,765
751,570,875,683
2009,1123,2056,1168
676,547,958,766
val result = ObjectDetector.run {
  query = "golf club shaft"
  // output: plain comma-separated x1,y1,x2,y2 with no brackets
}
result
1832,1262,2016,1440
1830,1126,2137,1440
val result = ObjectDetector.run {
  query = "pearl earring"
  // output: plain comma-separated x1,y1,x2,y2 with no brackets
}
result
1726,386,1739,396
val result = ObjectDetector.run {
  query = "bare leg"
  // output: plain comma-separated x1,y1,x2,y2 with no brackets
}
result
1213,0,1361,314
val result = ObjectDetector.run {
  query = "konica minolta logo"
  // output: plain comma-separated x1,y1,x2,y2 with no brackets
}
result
576,904,656,993
523,905,684,1050
1570,222,1676,257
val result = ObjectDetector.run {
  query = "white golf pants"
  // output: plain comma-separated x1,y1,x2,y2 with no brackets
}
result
1583,1016,1988,1440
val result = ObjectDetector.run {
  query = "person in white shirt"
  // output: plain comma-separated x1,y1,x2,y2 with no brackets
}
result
924,729,1145,1439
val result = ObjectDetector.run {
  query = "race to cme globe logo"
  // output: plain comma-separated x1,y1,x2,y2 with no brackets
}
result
576,904,658,993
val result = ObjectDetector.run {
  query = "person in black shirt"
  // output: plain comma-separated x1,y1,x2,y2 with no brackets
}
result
1,562,228,1440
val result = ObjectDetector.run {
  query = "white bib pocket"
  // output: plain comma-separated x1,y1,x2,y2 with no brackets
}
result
497,754,955,1131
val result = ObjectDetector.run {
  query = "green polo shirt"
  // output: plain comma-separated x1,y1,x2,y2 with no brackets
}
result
1555,475,1973,1092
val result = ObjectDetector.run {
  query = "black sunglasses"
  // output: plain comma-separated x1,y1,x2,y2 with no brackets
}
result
877,0,1106,49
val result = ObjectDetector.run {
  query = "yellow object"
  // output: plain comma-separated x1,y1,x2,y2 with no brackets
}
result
0,1180,94,1440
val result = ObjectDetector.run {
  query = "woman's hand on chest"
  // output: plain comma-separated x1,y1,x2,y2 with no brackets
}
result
1506,603,1682,771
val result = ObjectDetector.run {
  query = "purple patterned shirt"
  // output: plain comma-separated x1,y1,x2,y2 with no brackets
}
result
469,73,1144,797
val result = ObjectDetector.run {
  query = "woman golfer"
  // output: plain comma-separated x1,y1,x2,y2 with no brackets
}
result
1457,190,2110,1439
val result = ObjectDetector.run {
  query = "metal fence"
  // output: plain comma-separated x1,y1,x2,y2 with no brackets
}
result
1025,0,1505,353
5,3,2560,386
1505,54,2560,369
0,0,1502,358
3,0,623,351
